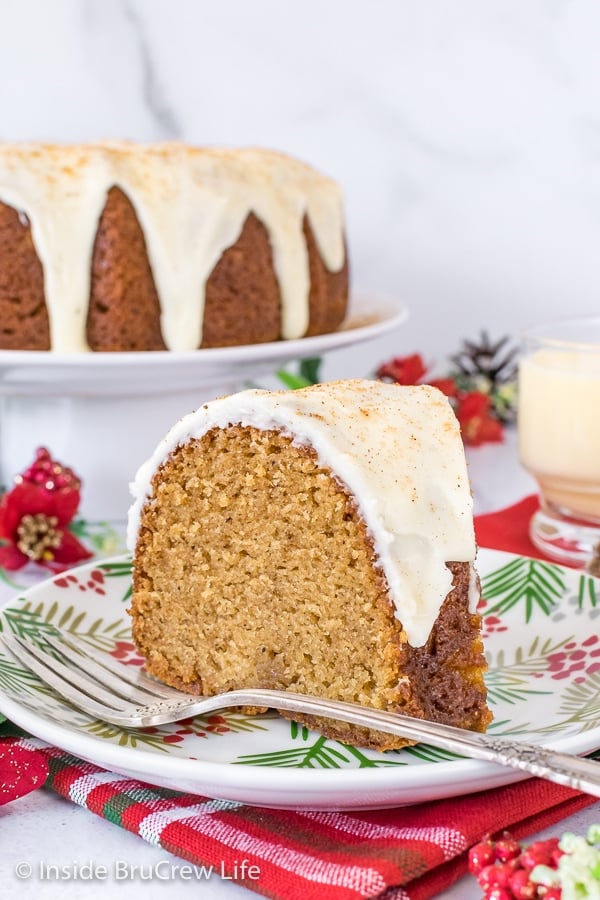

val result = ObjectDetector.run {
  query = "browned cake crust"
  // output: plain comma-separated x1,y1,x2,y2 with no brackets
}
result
87,187,167,352
304,215,349,338
130,426,491,751
0,194,348,353
200,213,281,348
0,202,50,350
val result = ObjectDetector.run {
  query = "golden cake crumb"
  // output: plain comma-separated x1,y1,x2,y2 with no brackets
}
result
130,424,491,751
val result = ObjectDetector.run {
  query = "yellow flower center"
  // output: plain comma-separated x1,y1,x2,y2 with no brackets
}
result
16,513,62,561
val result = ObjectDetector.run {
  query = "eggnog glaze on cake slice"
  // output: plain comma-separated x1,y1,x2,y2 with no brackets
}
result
127,380,477,648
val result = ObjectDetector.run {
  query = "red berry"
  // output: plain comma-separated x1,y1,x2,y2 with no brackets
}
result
494,836,522,862
542,890,561,900
16,446,81,493
520,843,554,871
469,839,496,874
485,888,513,900
509,867,537,899
478,863,513,890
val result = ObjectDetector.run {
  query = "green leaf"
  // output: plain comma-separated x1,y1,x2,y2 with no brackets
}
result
275,370,312,390
298,357,322,385
69,520,125,557
0,568,26,590
275,357,323,391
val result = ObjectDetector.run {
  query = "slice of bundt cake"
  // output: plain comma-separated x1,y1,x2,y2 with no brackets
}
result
127,380,491,750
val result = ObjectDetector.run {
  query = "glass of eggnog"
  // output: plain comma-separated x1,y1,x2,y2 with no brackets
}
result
518,317,600,568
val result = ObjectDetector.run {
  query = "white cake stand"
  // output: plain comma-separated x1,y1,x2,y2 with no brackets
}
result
0,298,408,521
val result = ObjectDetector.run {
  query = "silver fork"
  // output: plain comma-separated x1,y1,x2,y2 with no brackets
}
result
3,629,600,797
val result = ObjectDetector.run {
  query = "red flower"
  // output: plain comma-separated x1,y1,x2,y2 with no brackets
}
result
376,353,428,385
456,392,504,446
0,451,92,572
427,377,459,398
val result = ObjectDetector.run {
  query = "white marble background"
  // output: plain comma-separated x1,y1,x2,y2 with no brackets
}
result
3,0,600,376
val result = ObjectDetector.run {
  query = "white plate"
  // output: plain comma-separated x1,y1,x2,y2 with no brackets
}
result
1,548,599,810
0,295,408,397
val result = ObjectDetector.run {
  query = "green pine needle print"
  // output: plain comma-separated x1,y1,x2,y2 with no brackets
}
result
98,559,133,604
486,634,572,706
0,651,55,698
99,559,133,578
486,680,551,706
402,744,464,762
234,734,349,767
486,718,535,737
12,599,130,651
0,605,59,639
577,574,600,609
237,720,407,768
180,713,271,736
82,720,173,751
547,672,600,733
482,557,565,621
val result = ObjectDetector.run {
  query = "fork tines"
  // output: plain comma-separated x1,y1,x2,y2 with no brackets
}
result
0,629,186,725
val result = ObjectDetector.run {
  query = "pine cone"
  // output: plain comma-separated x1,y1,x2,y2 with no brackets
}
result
450,331,517,386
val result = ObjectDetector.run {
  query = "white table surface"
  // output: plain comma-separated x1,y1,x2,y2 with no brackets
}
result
2,428,599,900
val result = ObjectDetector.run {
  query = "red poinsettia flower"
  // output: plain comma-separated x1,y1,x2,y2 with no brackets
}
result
428,377,459,398
0,451,92,572
455,392,504,446
376,353,429,385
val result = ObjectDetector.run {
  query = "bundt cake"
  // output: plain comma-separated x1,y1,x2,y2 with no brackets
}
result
0,143,348,353
127,380,491,750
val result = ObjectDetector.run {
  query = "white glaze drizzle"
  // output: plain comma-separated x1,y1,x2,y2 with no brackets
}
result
127,380,477,648
0,143,346,352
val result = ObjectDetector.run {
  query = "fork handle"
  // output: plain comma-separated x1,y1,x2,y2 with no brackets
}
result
187,689,600,797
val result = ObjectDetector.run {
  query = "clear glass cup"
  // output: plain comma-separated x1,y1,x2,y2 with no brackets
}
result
518,316,600,569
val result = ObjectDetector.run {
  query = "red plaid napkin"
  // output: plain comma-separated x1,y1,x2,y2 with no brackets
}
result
2,735,595,900
1,496,597,899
